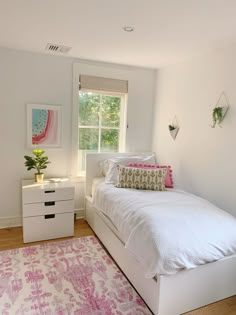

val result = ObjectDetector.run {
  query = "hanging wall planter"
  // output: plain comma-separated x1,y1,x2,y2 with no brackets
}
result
211,92,229,128
168,116,179,140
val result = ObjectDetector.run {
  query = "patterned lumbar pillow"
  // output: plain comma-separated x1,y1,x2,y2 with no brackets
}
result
127,163,174,188
116,165,167,191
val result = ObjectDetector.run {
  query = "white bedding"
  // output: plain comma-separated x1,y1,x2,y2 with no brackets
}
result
91,177,105,198
92,183,236,277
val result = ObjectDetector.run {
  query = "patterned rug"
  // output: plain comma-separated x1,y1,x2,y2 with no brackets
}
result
0,236,152,314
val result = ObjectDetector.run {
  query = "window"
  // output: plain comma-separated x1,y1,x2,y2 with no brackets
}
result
78,86,127,174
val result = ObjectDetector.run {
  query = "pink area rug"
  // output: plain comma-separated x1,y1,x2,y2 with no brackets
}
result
0,236,152,314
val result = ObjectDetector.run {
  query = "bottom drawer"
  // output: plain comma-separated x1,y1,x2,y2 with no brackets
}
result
23,212,74,243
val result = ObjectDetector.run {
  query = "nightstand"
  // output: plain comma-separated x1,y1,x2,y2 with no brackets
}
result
22,179,75,243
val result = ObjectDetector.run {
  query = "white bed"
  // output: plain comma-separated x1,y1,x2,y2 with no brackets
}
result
85,153,236,315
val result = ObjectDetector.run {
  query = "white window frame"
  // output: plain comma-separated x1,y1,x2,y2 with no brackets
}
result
79,89,126,151
77,89,127,175
71,64,129,179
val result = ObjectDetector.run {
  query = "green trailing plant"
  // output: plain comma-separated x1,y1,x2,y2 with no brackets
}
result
168,124,176,131
212,106,224,128
24,149,50,174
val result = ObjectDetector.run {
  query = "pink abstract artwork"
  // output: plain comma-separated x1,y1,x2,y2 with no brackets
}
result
27,104,61,147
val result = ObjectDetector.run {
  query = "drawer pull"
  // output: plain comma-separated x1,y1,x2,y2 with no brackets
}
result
44,190,55,194
44,201,55,206
45,214,55,219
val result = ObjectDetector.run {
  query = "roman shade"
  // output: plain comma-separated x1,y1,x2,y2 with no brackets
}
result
79,75,128,93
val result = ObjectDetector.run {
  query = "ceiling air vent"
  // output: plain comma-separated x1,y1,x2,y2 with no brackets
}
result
45,43,72,54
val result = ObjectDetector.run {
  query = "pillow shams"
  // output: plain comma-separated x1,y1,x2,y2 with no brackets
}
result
99,154,156,183
127,163,173,188
116,165,166,191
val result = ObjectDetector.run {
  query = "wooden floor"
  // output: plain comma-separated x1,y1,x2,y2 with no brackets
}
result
0,219,235,315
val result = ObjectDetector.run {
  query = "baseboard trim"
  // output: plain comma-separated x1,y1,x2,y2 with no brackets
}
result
75,208,85,219
0,216,22,229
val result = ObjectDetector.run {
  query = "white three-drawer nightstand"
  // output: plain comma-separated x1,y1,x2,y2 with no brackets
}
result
22,179,75,243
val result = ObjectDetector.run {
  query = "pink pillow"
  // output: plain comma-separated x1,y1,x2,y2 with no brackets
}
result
127,163,174,188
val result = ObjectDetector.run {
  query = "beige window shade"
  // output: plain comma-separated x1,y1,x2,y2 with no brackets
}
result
79,75,128,93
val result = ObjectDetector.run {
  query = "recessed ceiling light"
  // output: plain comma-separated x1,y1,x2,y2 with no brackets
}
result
123,26,134,32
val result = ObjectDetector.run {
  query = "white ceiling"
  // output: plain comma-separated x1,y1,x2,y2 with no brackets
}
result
1,0,236,69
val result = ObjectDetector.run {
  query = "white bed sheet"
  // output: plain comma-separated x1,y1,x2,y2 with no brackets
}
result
92,183,236,278
91,177,105,198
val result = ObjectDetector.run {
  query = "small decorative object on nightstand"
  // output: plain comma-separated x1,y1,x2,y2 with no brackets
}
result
24,149,50,183
22,179,75,243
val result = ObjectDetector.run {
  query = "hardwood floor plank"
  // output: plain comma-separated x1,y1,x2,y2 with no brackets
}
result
0,219,235,315
0,219,94,251
184,296,236,315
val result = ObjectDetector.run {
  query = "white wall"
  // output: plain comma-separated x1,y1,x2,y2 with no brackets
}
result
152,46,236,216
0,46,156,227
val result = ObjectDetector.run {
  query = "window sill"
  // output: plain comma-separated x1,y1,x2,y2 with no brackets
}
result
69,174,85,183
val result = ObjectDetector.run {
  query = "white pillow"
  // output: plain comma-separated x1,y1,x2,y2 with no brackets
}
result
100,154,156,183
99,159,110,177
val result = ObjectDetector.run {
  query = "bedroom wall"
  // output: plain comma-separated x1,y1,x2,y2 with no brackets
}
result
152,45,236,216
0,46,156,228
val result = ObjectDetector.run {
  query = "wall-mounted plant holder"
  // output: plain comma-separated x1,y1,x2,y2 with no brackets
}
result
168,116,179,140
211,92,229,128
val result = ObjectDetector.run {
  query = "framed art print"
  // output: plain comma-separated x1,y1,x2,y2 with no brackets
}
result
27,104,62,148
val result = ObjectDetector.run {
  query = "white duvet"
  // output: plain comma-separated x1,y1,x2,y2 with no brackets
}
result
92,183,236,277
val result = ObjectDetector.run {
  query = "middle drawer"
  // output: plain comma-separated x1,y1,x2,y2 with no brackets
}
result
23,199,74,217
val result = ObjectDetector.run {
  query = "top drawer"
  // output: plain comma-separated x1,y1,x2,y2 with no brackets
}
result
22,181,75,204
23,187,74,204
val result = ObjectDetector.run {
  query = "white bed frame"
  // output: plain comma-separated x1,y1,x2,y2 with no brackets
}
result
85,153,236,315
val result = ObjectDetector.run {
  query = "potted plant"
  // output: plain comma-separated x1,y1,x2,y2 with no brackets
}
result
168,124,176,131
168,124,179,140
212,106,224,128
24,149,50,183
